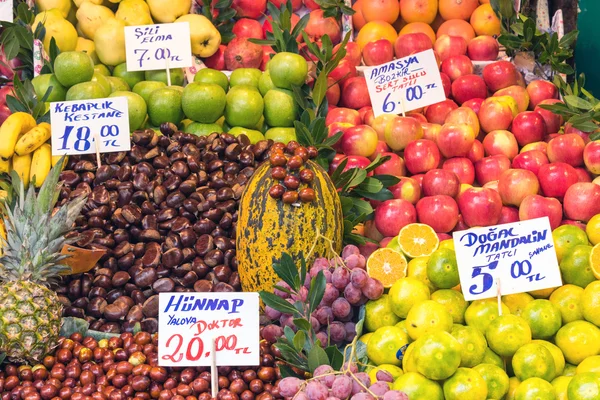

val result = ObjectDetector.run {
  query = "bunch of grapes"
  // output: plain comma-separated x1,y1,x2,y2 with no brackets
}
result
277,363,408,400
263,245,384,346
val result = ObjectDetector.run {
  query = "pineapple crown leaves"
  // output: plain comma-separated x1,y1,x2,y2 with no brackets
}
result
0,157,87,282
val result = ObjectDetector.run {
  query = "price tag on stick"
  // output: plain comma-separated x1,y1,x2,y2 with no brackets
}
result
364,49,446,118
158,292,260,367
124,22,193,72
50,97,131,156
453,217,563,301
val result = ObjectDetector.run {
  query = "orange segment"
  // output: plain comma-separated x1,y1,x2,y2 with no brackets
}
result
398,223,439,258
591,243,600,279
367,248,408,288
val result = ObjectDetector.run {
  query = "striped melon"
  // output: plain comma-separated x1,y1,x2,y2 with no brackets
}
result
236,160,343,293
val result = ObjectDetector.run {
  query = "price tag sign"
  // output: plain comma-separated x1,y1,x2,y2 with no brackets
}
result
0,0,12,22
124,22,193,72
364,49,446,118
158,292,260,367
453,217,562,301
50,97,131,156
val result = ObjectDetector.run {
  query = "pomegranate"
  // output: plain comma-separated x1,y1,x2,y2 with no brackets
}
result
305,9,342,45
224,37,263,70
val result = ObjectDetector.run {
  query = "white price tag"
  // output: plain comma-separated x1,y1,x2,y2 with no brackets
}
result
124,22,193,72
364,49,446,118
50,97,131,156
453,217,562,301
158,293,260,367
0,0,13,22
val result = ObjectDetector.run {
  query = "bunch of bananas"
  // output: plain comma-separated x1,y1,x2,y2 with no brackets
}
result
0,112,63,187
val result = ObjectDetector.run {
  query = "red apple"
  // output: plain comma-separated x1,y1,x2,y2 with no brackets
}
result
483,60,520,92
333,42,362,67
370,114,396,140
547,133,586,167
374,199,417,237
521,141,548,154
434,35,467,61
422,169,460,198
512,150,549,175
305,9,342,44
475,155,511,185
534,99,564,134
478,97,515,133
451,74,487,105
394,32,433,58
498,169,540,207
0,85,15,105
511,111,547,146
343,155,372,173
233,18,264,40
370,141,391,160
519,195,563,229
373,152,406,176
463,98,484,115
341,125,378,157
445,107,480,137
564,123,591,144
576,167,592,182
341,77,371,110
404,139,441,175
467,35,500,61
269,0,302,9
424,100,459,125
0,105,10,125
484,180,499,192
584,141,600,175
202,45,226,70
384,116,423,151
359,106,374,124
390,177,421,204
527,80,558,110
440,55,473,81
467,139,485,163
421,123,441,142
458,187,503,227
436,123,475,158
494,85,530,113
563,182,600,222
325,107,361,126
329,58,358,86
379,237,393,247
416,195,459,233
326,77,341,106
440,72,452,97
443,157,475,184
260,45,275,71
498,205,520,224
482,129,519,160
329,154,347,174
537,162,579,199
232,0,266,19
362,39,394,66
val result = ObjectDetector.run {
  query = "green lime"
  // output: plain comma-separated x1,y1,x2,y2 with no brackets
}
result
533,340,565,377
388,277,431,319
431,289,468,324
553,225,589,263
147,87,184,126
512,342,556,382
31,74,67,102
182,83,226,124
229,68,262,88
515,377,557,400
486,314,532,358
94,64,111,76
392,372,443,400
112,63,145,89
109,91,147,131
54,51,94,87
405,300,453,340
465,299,511,334
194,68,229,92
65,81,107,101
555,321,600,365
567,372,600,400
482,347,504,369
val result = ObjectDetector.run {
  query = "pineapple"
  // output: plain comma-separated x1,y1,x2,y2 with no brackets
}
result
0,158,86,363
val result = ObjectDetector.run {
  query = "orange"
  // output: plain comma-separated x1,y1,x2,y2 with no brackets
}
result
362,0,400,24
470,4,500,36
398,223,439,258
436,19,476,43
515,377,557,400
443,368,488,400
356,21,398,51
591,243,600,279
529,287,557,299
399,0,438,24
586,214,600,245
512,343,556,382
439,0,480,21
367,248,408,288
399,22,436,44
550,285,584,323
352,0,367,31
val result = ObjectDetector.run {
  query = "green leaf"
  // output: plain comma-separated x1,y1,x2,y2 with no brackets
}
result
372,174,400,187
279,364,301,378
60,317,90,337
284,326,295,343
590,131,600,141
564,95,594,111
325,346,344,370
272,253,301,291
0,353,5,365
322,129,343,148
307,344,330,373
331,158,349,185
560,30,579,48
276,341,309,370
523,18,536,42
346,168,367,190
311,118,328,145
356,177,384,193
568,116,598,133
312,72,329,110
293,318,312,332
356,304,366,337
86,329,120,340
365,154,390,172
294,121,314,147
259,291,301,317
293,330,307,351
308,271,326,314
352,188,394,201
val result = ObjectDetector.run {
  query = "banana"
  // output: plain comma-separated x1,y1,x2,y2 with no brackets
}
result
0,157,10,174
0,112,37,160
12,152,32,187
52,154,68,170
30,143,52,188
14,122,52,156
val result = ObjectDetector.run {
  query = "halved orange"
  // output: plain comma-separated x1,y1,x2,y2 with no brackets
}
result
398,223,439,258
367,248,408,288
591,243,600,279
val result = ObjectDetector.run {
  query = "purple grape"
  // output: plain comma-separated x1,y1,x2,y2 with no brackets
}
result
332,267,351,290
314,306,334,326
280,314,296,331
362,278,384,300
344,284,363,306
326,397,341,400
351,269,368,289
342,245,360,259
339,308,354,322
331,375,353,399
274,281,291,298
369,382,391,397
332,297,352,319
313,257,331,269
346,254,366,270
351,373,371,395
344,322,356,342
351,394,375,400
382,391,409,400
313,365,335,388
343,362,358,374
261,324,283,344
296,392,309,400
292,286,309,302
264,305,282,321
330,321,346,343
304,273,312,288
310,316,321,332
316,331,329,347
306,381,329,400
375,370,394,383
323,269,333,283
322,283,340,306
278,377,304,397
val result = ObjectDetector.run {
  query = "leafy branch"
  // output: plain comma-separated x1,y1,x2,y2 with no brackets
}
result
250,1,310,54
309,0,355,19
199,0,236,44
0,3,37,82
6,74,52,123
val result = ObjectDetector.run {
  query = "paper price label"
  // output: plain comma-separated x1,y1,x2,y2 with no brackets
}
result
50,97,131,156
453,217,562,301
0,0,12,22
364,49,446,118
158,293,260,367
124,23,193,72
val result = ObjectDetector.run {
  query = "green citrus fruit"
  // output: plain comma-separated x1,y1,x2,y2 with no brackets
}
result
582,280,600,327
577,356,600,374
412,331,461,380
402,342,417,372
431,289,468,324
258,70,276,96
264,127,297,144
388,277,431,318
481,347,504,369
147,87,184,126
550,284,584,323
227,127,265,144
533,340,565,378
443,367,488,400
132,81,167,105
225,85,264,129
426,247,459,289
367,364,404,383
65,81,107,101
194,68,229,92
94,64,111,76
263,89,298,128
563,364,578,376
521,299,562,339
515,377,557,400
229,68,262,88
90,72,111,97
185,122,223,136
407,256,436,292
474,363,509,400
268,52,308,90
109,91,147,131
364,294,400,332
503,293,535,316
182,83,226,124
392,372,443,399
556,321,600,365
405,300,453,340
112,63,145,89
465,299,511,334
451,324,487,368
553,225,589,263
567,372,600,400
506,377,521,400
366,326,409,366
54,51,94,87
144,68,185,86
395,320,410,340
31,74,67,102
107,76,130,93
560,245,595,288
486,314,532,358
552,375,572,400
512,342,556,382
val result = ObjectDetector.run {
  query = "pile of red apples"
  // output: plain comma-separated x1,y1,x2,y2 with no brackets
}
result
323,32,600,254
